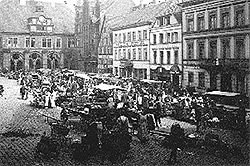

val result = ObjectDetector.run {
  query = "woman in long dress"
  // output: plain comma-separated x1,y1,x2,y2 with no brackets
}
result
137,112,148,143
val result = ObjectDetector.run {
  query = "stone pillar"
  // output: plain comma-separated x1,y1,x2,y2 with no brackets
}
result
24,53,29,71
216,74,221,91
217,7,221,29
43,53,48,69
230,5,235,27
245,1,249,25
205,38,209,59
3,53,11,70
194,12,197,31
193,39,198,59
217,38,221,58
245,34,250,59
205,9,209,30
230,36,235,58
182,12,187,33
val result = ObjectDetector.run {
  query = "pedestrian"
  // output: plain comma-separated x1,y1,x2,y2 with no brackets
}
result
20,85,26,99
168,123,184,164
154,95,163,128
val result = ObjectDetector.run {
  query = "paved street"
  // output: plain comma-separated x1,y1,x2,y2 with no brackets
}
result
0,77,249,166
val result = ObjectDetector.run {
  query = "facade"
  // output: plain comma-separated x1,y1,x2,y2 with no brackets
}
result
150,11,182,88
75,0,100,73
181,0,250,96
112,1,178,79
97,0,135,74
113,23,151,79
0,0,75,72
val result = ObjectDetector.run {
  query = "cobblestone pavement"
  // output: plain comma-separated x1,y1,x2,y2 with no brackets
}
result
0,77,249,166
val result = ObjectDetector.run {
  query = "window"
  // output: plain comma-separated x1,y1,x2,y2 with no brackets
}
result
31,38,35,47
166,33,171,43
198,72,205,88
36,6,44,12
197,14,205,31
132,32,136,41
115,34,118,43
209,12,217,29
160,51,164,64
118,34,121,43
209,40,217,59
47,39,52,48
68,39,75,48
138,31,142,40
188,72,194,83
118,49,121,60
165,16,170,25
175,32,178,42
123,33,126,42
138,48,142,60
198,41,205,59
133,49,136,60
25,38,30,47
123,49,126,59
153,51,157,64
115,50,118,60
235,37,245,59
56,38,61,48
187,41,194,59
128,32,131,41
167,51,171,64
143,48,147,60
174,50,179,64
235,7,245,26
159,17,164,26
13,38,18,47
42,38,46,47
153,34,157,44
221,12,230,28
143,30,147,40
159,33,164,44
221,38,230,59
128,49,131,60
187,16,194,31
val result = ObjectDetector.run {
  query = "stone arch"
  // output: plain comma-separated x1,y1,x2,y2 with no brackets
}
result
29,52,42,70
10,52,24,71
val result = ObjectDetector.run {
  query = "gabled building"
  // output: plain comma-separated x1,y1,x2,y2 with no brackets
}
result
150,8,182,88
181,0,250,96
112,1,180,80
0,0,75,72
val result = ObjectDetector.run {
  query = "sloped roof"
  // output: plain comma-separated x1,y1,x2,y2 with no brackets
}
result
0,0,75,34
111,0,180,30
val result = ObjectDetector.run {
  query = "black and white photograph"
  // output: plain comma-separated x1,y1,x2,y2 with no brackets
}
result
0,0,249,165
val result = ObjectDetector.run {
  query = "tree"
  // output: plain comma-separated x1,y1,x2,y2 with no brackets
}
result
62,48,80,70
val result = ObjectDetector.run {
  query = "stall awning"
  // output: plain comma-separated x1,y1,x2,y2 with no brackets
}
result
94,83,126,91
141,79,162,83
75,73,91,80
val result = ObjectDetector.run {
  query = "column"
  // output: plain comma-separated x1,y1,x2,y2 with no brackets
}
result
230,36,235,58
43,53,48,69
182,12,187,33
193,39,198,59
24,53,29,71
194,12,198,31
217,38,221,58
245,34,250,59
205,9,209,30
205,38,209,59
3,53,11,70
245,1,249,25
217,7,221,29
230,4,235,27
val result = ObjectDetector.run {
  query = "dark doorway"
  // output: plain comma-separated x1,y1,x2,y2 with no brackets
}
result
29,59,34,70
221,73,232,91
35,59,41,69
172,74,179,90
210,72,217,90
10,59,15,71
47,59,51,69
16,60,23,71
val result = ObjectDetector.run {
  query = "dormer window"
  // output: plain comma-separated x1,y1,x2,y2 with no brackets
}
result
36,6,44,12
28,16,53,33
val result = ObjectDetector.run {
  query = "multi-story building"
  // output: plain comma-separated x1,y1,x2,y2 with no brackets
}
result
97,0,135,74
112,2,176,79
181,0,250,96
0,0,75,72
150,10,182,88
75,0,100,73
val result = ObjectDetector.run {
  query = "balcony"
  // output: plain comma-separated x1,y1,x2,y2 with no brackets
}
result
183,58,249,71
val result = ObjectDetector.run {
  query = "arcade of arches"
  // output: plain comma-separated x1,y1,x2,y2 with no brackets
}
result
6,52,62,72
